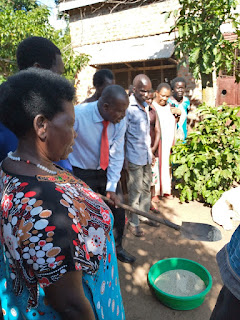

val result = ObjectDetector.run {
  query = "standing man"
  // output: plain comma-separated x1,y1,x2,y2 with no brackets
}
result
69,84,136,263
83,69,115,103
125,74,157,237
0,36,71,171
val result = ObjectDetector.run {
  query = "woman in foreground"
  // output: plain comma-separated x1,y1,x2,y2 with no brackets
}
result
0,68,125,319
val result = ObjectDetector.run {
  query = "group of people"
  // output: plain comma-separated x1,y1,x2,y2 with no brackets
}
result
0,35,237,320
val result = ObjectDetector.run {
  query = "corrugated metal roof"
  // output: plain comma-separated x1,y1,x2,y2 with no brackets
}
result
75,34,175,65
59,0,106,12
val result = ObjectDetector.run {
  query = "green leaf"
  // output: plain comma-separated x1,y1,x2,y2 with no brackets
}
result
186,188,192,201
174,164,188,177
0,1,89,80
227,153,233,162
164,11,171,22
172,0,238,76
178,25,183,37
189,47,200,63
171,102,240,205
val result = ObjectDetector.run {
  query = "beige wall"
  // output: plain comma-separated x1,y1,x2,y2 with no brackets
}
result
75,65,96,103
69,1,178,48
69,0,202,103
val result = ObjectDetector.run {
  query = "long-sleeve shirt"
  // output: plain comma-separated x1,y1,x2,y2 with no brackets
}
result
125,95,152,166
68,101,126,192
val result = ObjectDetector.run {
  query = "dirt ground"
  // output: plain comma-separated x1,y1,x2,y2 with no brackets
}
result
118,196,237,320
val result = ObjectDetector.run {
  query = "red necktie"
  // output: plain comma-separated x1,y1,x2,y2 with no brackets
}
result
100,120,110,170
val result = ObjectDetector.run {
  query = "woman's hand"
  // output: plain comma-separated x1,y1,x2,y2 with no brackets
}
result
152,153,156,165
170,106,181,116
170,107,181,122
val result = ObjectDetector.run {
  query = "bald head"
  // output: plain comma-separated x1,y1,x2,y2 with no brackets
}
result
132,74,152,107
133,74,151,88
98,85,129,124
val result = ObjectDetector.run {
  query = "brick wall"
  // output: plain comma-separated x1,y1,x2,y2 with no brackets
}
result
69,0,179,48
68,0,203,104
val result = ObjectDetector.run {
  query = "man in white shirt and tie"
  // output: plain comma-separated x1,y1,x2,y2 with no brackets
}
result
69,85,136,263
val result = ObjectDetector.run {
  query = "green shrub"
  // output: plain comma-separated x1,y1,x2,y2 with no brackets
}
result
171,104,240,205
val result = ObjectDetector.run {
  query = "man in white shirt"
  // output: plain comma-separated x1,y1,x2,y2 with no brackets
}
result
69,85,136,263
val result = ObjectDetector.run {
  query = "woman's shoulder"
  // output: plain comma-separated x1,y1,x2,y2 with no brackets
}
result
1,167,110,219
1,167,112,269
0,168,78,217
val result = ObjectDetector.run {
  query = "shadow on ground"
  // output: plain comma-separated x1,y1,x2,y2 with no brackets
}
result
118,196,235,320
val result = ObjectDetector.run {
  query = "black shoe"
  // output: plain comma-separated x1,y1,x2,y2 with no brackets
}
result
116,247,136,264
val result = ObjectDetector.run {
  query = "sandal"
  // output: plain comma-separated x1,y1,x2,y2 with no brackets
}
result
150,207,161,214
152,196,160,203
163,194,174,200
128,224,145,237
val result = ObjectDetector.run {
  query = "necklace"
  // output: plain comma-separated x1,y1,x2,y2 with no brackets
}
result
7,151,57,175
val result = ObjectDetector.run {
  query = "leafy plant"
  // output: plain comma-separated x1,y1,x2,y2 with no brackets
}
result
0,0,89,80
171,104,240,205
168,0,240,103
170,0,240,80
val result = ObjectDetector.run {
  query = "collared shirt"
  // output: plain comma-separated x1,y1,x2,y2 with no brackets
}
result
69,101,126,192
125,95,152,165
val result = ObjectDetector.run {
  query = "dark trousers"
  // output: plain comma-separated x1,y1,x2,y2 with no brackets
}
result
210,285,240,320
73,167,125,249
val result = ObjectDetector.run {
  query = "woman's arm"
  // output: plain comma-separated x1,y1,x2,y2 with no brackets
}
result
45,270,96,320
151,113,161,154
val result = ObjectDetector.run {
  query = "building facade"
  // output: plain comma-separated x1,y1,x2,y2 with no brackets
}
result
59,0,201,103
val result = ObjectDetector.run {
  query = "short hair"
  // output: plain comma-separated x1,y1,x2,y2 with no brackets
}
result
100,84,128,105
93,69,114,88
0,68,75,138
170,77,187,90
156,83,171,92
17,36,61,70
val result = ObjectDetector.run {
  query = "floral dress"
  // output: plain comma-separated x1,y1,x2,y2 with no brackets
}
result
0,167,125,320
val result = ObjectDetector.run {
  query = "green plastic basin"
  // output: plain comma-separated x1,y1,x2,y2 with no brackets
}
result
148,258,212,310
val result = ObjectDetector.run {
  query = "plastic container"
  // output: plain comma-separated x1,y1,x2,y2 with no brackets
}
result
148,257,212,310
